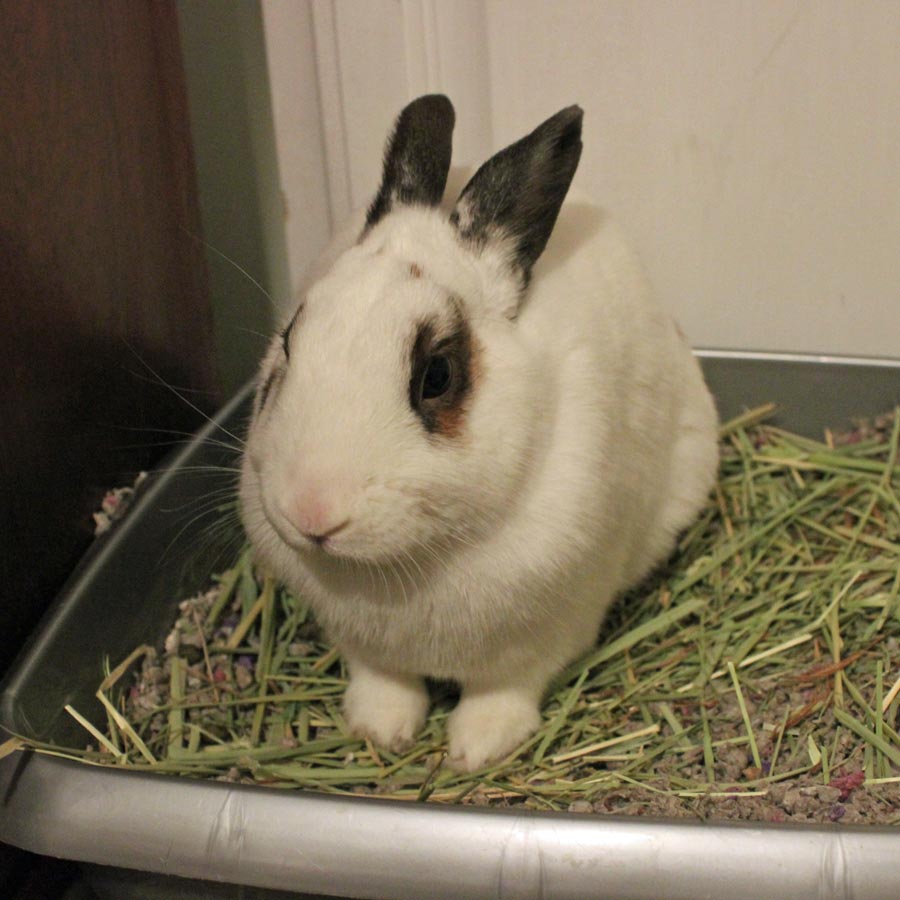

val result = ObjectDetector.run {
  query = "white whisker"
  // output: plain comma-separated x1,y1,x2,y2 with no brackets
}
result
121,339,247,449
179,226,279,312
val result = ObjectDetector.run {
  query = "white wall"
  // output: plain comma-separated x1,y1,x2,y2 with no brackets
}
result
262,1,899,358
261,0,492,312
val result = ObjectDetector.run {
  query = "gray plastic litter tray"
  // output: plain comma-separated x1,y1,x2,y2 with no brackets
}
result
2,350,899,900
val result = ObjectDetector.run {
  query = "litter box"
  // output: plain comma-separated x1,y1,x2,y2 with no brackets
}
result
2,351,899,900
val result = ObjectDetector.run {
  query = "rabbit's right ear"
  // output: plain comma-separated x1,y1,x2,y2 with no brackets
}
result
451,106,583,302
364,95,456,233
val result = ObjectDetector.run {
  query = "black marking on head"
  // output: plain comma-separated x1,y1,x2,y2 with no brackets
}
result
364,95,455,233
409,302,473,438
257,367,280,413
281,303,304,361
450,105,583,290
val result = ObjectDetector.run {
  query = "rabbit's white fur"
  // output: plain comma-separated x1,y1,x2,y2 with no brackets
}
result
240,101,718,771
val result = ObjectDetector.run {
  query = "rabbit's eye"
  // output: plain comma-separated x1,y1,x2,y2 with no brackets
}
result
420,354,453,400
409,308,472,437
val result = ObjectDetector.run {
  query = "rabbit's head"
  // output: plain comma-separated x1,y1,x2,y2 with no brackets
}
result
240,95,582,570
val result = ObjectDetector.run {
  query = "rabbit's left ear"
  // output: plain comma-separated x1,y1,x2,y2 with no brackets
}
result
364,95,456,232
451,105,583,292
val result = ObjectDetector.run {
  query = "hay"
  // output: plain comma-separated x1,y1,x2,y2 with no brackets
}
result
12,407,900,817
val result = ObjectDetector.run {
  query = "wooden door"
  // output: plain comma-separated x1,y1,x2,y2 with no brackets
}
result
0,0,220,681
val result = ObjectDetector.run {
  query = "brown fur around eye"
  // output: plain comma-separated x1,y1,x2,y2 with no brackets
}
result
435,335,481,438
409,304,477,439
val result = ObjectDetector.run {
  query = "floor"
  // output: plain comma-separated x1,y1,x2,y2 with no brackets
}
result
4,851,92,899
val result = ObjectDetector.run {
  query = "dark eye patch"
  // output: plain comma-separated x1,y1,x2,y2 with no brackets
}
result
259,302,304,413
257,366,280,413
281,303,304,360
409,302,473,437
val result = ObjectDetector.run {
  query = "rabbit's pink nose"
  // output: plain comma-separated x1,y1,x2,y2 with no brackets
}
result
284,491,350,546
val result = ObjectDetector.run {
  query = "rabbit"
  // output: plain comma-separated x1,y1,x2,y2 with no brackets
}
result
239,95,719,772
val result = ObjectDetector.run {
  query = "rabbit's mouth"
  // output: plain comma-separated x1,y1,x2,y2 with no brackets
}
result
244,457,453,567
274,517,350,556
259,492,351,557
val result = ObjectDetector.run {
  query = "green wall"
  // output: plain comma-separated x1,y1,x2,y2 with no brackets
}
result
177,0,290,397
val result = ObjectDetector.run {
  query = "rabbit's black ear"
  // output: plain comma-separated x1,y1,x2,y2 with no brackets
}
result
451,106,582,289
365,95,455,231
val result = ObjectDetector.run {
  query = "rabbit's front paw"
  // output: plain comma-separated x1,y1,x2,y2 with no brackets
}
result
343,661,429,752
447,689,541,772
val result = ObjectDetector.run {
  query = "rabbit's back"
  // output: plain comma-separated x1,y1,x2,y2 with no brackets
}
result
521,197,719,593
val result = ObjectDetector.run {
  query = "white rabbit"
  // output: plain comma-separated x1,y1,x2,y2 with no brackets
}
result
240,95,719,771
